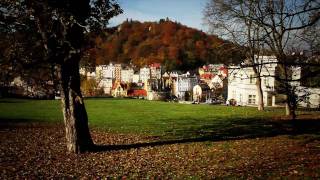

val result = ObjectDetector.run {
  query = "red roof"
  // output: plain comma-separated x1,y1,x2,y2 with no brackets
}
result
149,63,161,68
200,73,213,79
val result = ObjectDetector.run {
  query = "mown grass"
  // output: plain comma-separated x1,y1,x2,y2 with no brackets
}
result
0,98,318,139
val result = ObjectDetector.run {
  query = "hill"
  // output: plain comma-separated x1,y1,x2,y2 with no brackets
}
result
85,19,244,71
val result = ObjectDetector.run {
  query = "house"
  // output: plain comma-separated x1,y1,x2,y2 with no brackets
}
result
140,67,150,82
98,78,113,95
96,63,115,79
132,73,140,83
111,81,127,97
193,84,211,103
199,64,227,78
121,68,134,83
199,64,228,92
114,64,122,81
208,75,228,102
208,75,224,89
95,64,116,95
227,56,279,106
149,63,161,79
149,63,162,91
174,73,198,101
161,72,178,91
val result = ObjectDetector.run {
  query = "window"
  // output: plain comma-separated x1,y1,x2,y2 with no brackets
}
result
248,95,256,104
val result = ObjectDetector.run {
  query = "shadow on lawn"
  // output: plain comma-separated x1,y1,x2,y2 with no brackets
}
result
92,118,320,152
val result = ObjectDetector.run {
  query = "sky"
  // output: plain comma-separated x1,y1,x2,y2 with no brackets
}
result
109,0,208,31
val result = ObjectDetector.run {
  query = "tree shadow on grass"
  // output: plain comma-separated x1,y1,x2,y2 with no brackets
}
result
91,117,320,152
0,99,26,103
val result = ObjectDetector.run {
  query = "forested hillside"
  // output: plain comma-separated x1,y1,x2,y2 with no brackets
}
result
85,19,244,71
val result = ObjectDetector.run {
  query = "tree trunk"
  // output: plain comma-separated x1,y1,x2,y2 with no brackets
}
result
285,95,297,120
256,77,264,111
252,66,264,111
285,102,290,116
59,55,93,154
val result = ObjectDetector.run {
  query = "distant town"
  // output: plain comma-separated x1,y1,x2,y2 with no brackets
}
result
6,55,320,108
75,55,319,108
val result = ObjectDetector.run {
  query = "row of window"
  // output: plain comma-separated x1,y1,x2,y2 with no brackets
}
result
233,74,271,86
248,95,256,104
232,91,257,105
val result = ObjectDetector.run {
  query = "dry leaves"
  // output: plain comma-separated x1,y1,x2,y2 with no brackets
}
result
1,123,319,179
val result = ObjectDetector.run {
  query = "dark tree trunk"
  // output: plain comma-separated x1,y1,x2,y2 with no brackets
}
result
59,54,93,153
285,95,297,120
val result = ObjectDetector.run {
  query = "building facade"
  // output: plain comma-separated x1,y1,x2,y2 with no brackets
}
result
121,68,134,83
227,56,279,106
96,64,115,79
114,64,122,81
174,74,198,100
140,67,151,82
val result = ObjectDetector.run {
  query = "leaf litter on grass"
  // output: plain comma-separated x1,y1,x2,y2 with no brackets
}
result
0,123,320,179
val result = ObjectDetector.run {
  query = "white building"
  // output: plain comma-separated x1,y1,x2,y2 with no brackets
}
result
98,78,113,94
227,56,279,106
174,74,198,100
140,67,150,82
95,63,117,95
114,64,122,81
132,73,140,83
121,68,134,83
227,55,320,108
96,63,115,79
150,63,162,79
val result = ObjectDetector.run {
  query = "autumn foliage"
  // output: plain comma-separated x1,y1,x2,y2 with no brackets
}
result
87,20,244,71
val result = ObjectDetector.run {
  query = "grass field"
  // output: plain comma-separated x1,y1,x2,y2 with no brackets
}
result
1,98,320,178
0,98,317,139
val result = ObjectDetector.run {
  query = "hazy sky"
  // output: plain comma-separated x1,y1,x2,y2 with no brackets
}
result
109,0,208,31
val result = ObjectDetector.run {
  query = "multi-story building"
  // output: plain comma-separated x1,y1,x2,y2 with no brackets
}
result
150,63,161,79
227,56,279,106
95,63,116,95
228,55,320,108
114,64,122,81
132,73,140,83
140,67,150,82
174,73,198,100
99,78,113,95
121,68,134,83
96,63,115,79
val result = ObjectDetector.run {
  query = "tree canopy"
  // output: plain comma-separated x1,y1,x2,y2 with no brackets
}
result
85,20,245,71
0,0,122,153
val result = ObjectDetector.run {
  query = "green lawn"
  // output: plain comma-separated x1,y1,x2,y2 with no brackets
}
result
0,98,316,139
